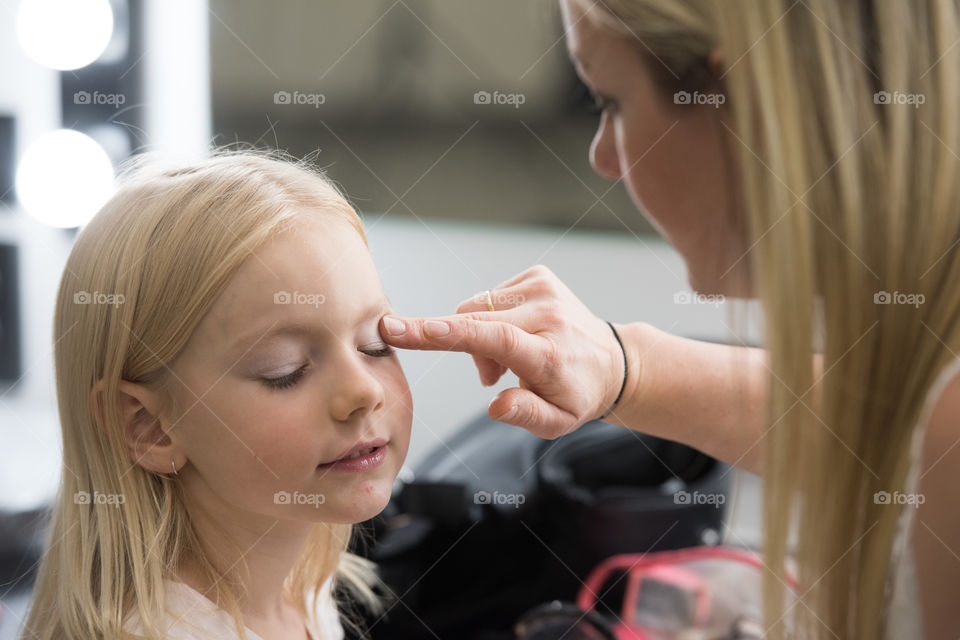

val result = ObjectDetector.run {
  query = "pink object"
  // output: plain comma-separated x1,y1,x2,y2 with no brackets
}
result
576,546,798,640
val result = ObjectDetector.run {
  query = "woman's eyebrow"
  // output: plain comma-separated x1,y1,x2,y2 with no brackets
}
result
229,296,393,355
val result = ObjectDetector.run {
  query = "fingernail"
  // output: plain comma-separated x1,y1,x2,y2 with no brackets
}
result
492,404,518,421
383,316,406,336
424,320,450,337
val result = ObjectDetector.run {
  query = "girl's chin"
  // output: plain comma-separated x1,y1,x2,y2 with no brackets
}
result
317,485,393,524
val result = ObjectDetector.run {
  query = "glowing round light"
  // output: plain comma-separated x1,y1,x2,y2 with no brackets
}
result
16,0,114,70
16,129,115,228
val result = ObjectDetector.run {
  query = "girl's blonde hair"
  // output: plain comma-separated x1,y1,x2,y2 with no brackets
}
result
576,0,960,638
23,149,385,639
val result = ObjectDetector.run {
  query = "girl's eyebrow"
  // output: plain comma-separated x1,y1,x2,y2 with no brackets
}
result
229,296,393,355
364,296,393,322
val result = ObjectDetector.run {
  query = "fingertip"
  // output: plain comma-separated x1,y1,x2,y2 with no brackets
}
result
477,362,501,387
382,315,407,337
488,397,518,422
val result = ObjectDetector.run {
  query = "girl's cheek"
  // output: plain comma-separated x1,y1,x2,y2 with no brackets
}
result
230,402,315,464
385,368,413,417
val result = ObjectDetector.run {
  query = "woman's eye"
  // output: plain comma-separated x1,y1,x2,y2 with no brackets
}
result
361,344,395,358
262,364,308,390
587,92,615,115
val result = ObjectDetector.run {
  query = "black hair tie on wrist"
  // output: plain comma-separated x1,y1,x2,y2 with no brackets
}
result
599,321,628,421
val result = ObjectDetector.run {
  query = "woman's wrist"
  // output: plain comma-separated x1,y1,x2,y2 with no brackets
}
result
597,321,629,421
601,321,712,444
600,321,653,428
599,322,766,475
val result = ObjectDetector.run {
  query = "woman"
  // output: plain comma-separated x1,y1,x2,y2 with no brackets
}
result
381,1,960,638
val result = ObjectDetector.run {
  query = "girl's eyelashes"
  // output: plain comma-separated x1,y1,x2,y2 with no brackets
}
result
262,364,308,390
261,344,395,390
361,344,395,358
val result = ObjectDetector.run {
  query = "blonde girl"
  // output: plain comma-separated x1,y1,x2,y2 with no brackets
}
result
22,150,412,639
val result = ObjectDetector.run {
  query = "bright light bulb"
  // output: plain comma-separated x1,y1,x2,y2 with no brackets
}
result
16,129,115,229
16,0,114,70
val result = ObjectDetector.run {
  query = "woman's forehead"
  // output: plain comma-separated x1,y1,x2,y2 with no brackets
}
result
561,2,624,75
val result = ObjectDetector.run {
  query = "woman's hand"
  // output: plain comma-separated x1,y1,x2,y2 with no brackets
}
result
379,265,628,439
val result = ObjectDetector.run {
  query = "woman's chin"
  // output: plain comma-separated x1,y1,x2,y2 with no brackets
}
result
687,261,754,299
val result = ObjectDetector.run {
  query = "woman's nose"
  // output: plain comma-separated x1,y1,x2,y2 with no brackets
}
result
589,114,621,180
329,351,386,422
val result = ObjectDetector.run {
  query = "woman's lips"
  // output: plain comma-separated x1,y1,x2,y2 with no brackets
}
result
318,439,388,473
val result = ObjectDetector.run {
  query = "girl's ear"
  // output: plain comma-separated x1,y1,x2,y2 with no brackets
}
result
89,378,185,475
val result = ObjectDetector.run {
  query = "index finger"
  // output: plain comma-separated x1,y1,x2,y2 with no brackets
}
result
380,313,542,376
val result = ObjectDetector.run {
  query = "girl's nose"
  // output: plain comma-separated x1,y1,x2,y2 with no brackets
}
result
329,351,386,423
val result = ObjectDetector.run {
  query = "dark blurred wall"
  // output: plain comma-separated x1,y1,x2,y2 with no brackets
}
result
208,0,650,234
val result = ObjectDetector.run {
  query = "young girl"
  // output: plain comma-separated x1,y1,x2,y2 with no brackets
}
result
21,150,413,639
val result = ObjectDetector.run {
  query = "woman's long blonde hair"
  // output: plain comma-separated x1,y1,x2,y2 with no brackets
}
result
576,0,960,637
22,149,384,640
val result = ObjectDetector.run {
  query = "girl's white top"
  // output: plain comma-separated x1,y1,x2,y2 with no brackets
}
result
122,576,344,640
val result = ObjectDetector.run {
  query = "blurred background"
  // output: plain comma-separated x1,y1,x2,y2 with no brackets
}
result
0,0,765,637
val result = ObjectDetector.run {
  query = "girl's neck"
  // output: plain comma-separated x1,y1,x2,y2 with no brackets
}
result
176,560,310,638
177,495,315,625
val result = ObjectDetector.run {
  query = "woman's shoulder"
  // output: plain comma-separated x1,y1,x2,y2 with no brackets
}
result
927,357,960,431
920,356,960,471
905,356,960,639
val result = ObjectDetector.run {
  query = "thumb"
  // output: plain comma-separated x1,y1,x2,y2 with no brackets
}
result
488,387,578,439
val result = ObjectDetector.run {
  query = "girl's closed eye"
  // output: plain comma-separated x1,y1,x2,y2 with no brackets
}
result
262,364,309,390
261,343,395,391
361,344,395,358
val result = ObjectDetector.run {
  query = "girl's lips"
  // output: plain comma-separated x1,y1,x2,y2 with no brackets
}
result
318,440,388,473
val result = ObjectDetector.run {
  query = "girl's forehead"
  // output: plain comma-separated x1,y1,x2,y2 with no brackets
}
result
242,217,371,285
196,221,382,349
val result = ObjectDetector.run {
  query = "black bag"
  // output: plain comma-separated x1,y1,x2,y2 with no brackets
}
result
354,414,732,640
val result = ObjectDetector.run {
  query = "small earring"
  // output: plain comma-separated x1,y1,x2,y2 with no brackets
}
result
170,459,179,476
